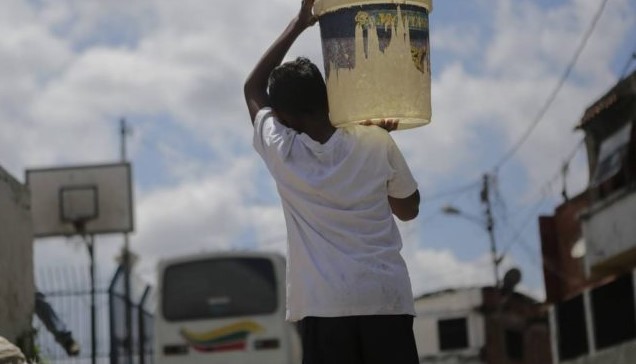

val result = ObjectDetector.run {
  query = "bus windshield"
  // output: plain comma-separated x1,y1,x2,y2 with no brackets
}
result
162,257,277,321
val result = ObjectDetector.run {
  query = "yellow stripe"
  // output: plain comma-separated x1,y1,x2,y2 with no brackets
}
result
181,321,264,342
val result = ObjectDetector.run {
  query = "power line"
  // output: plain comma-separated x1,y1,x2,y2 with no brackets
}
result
498,194,551,258
510,233,582,287
485,139,585,287
434,0,612,291
490,197,583,288
437,137,585,289
492,0,610,172
424,179,482,202
418,179,484,227
447,138,585,258
498,139,585,256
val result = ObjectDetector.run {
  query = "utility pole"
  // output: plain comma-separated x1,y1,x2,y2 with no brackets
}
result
120,118,129,164
120,118,133,364
87,233,96,364
481,174,501,288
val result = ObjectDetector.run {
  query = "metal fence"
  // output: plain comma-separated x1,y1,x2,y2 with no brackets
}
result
109,265,154,364
34,265,153,364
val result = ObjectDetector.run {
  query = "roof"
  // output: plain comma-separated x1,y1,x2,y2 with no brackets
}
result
414,286,482,301
415,285,540,304
578,70,636,129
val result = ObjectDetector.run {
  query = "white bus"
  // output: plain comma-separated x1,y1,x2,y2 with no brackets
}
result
155,251,301,364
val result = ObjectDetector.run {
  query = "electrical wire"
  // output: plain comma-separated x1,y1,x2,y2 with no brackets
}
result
510,233,583,287
417,179,484,228
424,179,482,202
492,0,610,172
438,139,586,290
424,0,615,294
498,139,585,256
498,194,551,258
485,140,586,293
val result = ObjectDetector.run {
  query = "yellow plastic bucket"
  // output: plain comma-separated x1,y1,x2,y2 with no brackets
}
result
314,0,433,130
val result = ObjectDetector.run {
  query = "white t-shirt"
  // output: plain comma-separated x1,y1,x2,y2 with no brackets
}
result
253,108,418,321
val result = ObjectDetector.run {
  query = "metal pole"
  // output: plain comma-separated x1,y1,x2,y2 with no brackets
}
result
87,234,97,364
124,241,133,364
138,286,151,364
120,118,128,163
486,217,500,288
481,174,501,288
120,118,133,364
108,266,122,364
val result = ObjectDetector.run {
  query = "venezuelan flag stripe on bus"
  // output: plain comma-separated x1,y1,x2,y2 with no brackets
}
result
180,321,264,352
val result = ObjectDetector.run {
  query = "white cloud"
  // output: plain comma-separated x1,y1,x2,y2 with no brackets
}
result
6,0,631,297
400,0,633,200
134,158,255,257
406,249,495,295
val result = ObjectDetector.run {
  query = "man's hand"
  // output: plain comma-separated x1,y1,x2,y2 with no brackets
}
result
297,0,318,29
359,119,399,132
244,0,318,123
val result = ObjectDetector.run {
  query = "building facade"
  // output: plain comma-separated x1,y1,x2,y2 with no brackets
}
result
413,287,552,364
541,71,636,363
539,192,590,303
0,166,35,344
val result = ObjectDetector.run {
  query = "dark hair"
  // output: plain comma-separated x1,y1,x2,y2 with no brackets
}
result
268,57,328,116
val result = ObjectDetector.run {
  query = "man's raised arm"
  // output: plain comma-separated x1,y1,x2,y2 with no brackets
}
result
244,0,317,123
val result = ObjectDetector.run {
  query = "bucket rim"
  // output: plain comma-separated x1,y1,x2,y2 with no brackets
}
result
314,0,433,17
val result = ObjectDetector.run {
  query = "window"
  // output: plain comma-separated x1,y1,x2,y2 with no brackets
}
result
556,294,588,361
591,274,636,350
162,257,277,321
590,122,632,188
505,329,523,360
438,317,469,351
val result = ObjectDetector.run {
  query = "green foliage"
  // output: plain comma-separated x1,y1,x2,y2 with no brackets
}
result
16,327,42,364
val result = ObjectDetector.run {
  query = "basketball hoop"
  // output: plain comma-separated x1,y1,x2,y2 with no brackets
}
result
26,163,134,364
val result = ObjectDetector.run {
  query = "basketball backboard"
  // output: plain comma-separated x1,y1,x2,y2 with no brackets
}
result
26,163,134,237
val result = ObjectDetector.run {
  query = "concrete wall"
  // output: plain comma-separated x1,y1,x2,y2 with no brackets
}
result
0,166,34,342
582,188,636,277
414,288,484,362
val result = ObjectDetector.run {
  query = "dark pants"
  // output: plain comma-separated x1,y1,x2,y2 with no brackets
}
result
35,292,73,344
298,315,420,364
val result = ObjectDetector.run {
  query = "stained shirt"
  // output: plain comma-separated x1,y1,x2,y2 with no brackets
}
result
253,108,418,321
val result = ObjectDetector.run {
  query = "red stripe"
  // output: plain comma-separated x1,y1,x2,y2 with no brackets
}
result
193,341,246,353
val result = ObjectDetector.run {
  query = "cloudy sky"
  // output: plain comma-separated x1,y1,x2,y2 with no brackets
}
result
3,0,635,299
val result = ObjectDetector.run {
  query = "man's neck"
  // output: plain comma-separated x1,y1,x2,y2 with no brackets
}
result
305,124,337,144
300,114,337,144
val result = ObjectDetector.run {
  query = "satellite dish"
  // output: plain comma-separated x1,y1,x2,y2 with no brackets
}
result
571,238,586,258
502,268,522,293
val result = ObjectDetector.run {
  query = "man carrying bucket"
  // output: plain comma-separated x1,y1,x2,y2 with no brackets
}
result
244,0,421,362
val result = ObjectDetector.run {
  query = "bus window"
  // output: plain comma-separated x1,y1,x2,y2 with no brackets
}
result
162,257,277,321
